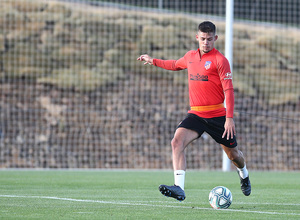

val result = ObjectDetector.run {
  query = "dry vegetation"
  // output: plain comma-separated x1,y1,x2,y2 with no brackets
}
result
1,0,300,103
0,0,300,104
0,0,299,169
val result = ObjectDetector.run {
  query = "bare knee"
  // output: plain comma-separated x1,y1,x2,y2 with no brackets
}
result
171,137,184,152
171,128,198,154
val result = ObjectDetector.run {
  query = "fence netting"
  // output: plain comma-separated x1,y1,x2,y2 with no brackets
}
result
0,0,299,170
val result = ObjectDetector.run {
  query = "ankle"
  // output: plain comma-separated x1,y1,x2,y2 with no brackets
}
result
237,165,249,179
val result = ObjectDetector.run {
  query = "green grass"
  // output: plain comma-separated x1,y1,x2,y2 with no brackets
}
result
0,170,299,219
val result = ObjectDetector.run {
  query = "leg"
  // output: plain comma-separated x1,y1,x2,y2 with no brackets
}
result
159,127,199,201
221,144,251,196
221,144,245,168
171,127,199,171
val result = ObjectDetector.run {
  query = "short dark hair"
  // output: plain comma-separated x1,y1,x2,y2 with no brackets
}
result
198,21,216,34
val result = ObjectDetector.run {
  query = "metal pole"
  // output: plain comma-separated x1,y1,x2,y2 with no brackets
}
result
223,0,234,172
158,0,163,10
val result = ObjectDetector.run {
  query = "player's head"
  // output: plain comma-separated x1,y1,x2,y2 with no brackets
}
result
196,21,218,54
198,21,216,35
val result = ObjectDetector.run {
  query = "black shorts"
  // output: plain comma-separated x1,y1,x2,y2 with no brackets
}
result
177,113,237,148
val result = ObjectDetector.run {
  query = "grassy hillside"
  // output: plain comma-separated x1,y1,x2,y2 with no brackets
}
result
1,0,299,104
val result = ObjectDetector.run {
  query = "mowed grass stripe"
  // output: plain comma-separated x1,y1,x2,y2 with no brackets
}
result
1,194,300,217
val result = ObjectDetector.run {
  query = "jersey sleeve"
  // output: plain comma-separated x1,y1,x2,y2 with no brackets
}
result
217,56,234,118
224,89,234,118
153,56,187,71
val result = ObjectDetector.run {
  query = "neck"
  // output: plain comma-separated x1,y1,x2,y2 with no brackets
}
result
199,48,213,58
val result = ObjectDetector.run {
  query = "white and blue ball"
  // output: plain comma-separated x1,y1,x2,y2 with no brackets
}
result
209,186,232,209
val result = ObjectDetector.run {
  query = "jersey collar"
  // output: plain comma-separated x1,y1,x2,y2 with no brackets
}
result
197,48,216,59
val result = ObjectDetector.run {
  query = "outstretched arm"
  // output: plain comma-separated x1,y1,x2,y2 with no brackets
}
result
137,54,187,71
137,54,153,65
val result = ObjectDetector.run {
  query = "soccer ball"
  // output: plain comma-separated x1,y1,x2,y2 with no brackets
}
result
209,186,232,209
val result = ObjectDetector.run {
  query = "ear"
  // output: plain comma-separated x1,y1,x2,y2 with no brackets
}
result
196,34,199,40
214,35,218,41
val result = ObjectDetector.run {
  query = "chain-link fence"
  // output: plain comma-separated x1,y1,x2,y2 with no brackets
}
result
0,0,299,169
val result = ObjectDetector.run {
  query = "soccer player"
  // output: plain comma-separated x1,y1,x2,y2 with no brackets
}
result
137,21,251,201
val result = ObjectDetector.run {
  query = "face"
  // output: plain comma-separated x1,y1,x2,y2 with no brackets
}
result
196,31,218,54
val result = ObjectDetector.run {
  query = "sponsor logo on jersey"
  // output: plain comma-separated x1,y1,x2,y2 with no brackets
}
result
224,72,232,80
190,73,208,81
204,61,212,70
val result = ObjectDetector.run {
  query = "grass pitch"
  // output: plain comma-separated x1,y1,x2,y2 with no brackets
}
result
0,170,299,219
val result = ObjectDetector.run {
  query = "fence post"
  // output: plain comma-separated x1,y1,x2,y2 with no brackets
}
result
223,0,234,172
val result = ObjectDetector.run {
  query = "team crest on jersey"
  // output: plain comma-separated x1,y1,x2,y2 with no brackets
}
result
204,61,212,70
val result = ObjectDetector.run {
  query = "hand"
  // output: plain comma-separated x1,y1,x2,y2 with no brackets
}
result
222,117,236,140
137,54,153,65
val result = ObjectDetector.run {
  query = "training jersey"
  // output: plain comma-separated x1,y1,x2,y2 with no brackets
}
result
153,48,234,118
